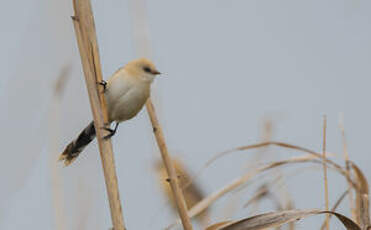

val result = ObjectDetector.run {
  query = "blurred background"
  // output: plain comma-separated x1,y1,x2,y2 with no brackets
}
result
1,0,370,229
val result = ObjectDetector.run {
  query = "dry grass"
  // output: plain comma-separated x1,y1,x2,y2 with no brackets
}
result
166,134,369,230
339,114,356,220
322,115,330,230
352,162,370,228
166,155,319,229
59,1,370,229
203,141,357,189
48,66,71,230
320,190,349,230
206,209,360,230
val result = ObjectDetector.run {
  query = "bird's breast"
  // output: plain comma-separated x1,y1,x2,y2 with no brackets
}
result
108,85,150,122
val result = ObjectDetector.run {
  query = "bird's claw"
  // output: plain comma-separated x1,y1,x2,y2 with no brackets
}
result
102,127,114,132
101,127,115,139
97,80,107,92
101,123,119,140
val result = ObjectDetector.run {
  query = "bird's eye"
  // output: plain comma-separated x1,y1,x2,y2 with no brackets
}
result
143,67,151,73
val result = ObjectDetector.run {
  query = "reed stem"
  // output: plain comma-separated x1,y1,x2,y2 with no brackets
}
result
71,0,126,229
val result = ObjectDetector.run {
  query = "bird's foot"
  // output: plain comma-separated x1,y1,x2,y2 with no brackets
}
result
102,127,116,140
97,80,107,92
101,122,119,140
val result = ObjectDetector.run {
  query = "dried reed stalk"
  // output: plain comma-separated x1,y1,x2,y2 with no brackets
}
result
206,141,356,187
322,115,330,230
71,0,125,229
320,190,349,230
127,0,193,228
146,100,194,230
49,66,71,230
184,154,354,229
243,184,271,210
76,179,93,230
339,114,356,220
167,155,318,229
223,119,274,219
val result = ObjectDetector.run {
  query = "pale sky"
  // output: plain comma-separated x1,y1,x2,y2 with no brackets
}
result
1,0,370,229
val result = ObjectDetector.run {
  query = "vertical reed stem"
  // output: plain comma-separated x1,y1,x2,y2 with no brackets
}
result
71,0,126,229
339,114,356,220
146,100,194,230
322,115,329,230
127,0,194,228
49,66,70,230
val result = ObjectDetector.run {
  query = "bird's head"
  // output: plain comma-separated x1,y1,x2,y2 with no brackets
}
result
125,58,161,83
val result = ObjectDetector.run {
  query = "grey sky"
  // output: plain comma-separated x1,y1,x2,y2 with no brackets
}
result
1,0,370,229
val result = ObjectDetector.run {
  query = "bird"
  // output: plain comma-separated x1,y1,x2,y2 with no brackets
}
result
59,58,161,166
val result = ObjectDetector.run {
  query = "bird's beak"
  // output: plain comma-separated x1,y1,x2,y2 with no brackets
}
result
152,70,161,75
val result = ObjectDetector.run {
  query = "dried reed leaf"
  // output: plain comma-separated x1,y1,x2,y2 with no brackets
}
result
208,142,337,174
203,141,356,190
189,155,316,218
207,209,360,230
243,182,283,214
243,181,285,230
351,162,370,228
181,140,355,215
166,155,317,229
205,221,234,230
320,190,349,230
243,184,270,209
207,119,275,221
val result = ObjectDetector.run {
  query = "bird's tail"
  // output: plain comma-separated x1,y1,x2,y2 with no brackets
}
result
59,121,96,166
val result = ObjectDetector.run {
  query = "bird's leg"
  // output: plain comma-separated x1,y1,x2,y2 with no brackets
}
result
102,122,119,140
97,80,107,92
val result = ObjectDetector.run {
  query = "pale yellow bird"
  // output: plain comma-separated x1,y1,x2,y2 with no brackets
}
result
59,58,161,166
